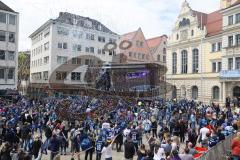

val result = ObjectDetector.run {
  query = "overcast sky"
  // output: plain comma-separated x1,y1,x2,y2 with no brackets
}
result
2,0,220,51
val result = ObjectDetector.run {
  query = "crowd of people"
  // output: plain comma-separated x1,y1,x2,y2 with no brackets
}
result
0,94,239,160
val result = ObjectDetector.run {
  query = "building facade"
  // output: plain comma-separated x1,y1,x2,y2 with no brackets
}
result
29,12,119,87
220,0,240,101
147,35,167,65
0,2,19,90
166,1,223,103
117,28,154,63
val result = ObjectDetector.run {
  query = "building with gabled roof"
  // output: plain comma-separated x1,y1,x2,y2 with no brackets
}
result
117,27,154,63
147,35,167,64
166,0,225,103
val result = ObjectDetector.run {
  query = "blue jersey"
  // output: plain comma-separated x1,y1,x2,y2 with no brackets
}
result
96,140,103,153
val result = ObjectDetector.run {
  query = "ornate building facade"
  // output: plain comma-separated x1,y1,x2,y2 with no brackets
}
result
166,1,222,103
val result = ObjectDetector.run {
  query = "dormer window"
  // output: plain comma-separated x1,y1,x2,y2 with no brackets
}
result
84,20,92,28
179,18,190,28
98,25,102,31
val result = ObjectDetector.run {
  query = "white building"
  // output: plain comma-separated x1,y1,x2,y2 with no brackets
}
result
29,12,119,87
220,0,240,100
0,1,19,90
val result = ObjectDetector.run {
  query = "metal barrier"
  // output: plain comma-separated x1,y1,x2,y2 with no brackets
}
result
196,133,236,160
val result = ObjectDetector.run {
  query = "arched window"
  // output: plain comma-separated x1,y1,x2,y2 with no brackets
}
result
233,86,240,97
181,50,188,74
192,86,198,100
212,86,220,100
172,52,177,74
192,49,199,73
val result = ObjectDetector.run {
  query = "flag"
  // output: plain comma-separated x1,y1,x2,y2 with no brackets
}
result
80,136,93,151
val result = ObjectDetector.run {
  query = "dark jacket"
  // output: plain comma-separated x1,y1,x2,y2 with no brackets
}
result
32,140,42,156
124,140,135,159
49,137,60,153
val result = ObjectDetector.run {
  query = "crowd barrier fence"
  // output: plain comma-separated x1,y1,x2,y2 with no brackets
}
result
196,132,237,160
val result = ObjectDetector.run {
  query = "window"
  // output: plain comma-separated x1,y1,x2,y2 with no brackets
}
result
8,51,14,61
44,42,49,51
44,56,49,64
212,43,216,52
0,68,4,79
191,30,194,36
212,62,216,73
71,72,81,81
212,86,220,100
86,33,94,40
236,13,240,24
172,52,177,74
181,50,188,74
57,27,69,36
140,42,143,47
98,36,105,42
9,14,16,25
85,47,89,52
0,50,5,60
176,34,179,40
192,49,199,73
102,49,105,54
63,43,67,49
129,52,132,57
192,86,198,100
98,49,101,54
72,58,81,65
9,32,15,43
90,47,94,53
218,62,222,72
136,41,139,46
228,36,233,47
109,50,113,56
44,29,50,38
228,58,233,70
58,43,63,49
43,71,48,80
236,34,240,46
217,42,222,51
0,12,6,23
8,68,14,79
134,52,137,58
0,31,6,41
163,48,166,54
138,53,141,59
57,56,67,64
56,71,67,80
236,57,240,69
163,55,166,62
85,59,90,65
228,15,233,25
157,54,161,61
77,45,81,51
142,54,145,59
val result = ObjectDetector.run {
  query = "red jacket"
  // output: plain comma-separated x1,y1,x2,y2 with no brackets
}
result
232,137,240,156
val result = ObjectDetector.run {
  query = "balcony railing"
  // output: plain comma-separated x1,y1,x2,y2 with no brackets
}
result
220,70,240,80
